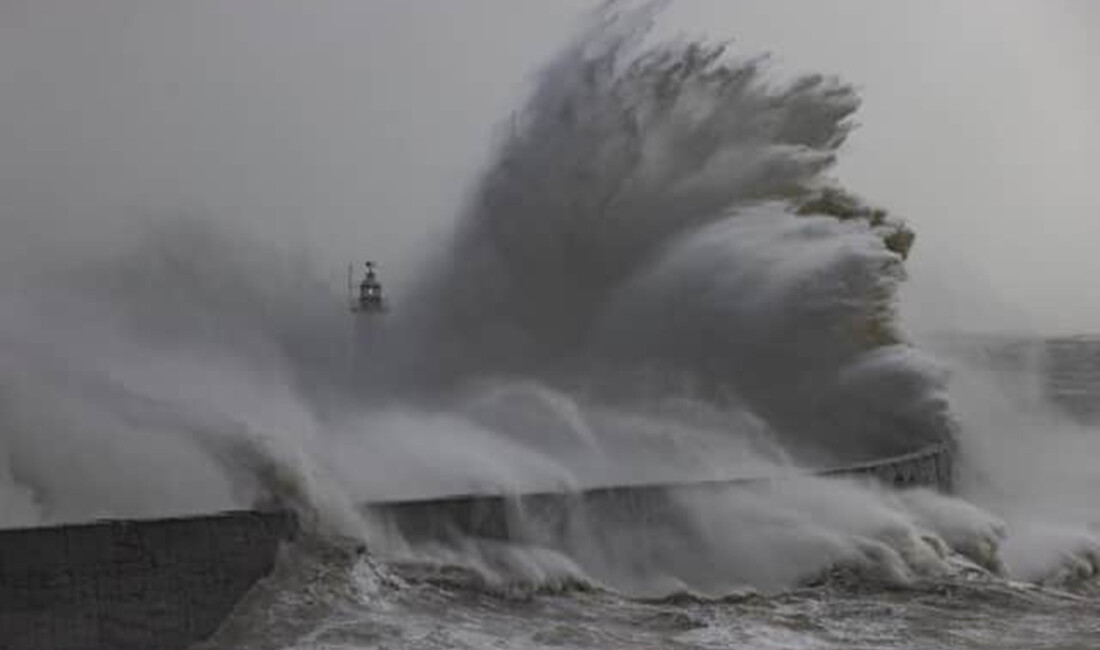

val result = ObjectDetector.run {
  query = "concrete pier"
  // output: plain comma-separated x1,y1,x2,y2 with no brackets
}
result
0,511,296,650
372,441,954,543
0,442,953,650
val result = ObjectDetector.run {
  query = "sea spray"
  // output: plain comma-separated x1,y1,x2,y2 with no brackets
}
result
372,475,1018,597
393,4,950,468
928,336,1100,590
0,2,1048,602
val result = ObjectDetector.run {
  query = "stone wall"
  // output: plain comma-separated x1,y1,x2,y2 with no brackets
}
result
373,441,956,543
822,441,955,491
0,511,295,650
932,333,1100,424
1044,336,1100,423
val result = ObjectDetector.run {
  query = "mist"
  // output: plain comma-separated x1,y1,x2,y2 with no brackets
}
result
4,1,1098,331
2,1,1099,597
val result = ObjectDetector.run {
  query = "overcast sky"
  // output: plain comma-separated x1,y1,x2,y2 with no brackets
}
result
1,1,1097,334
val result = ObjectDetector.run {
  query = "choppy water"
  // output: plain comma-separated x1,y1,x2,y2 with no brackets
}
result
2,4,1099,649
190,353,1100,650
197,472,1100,650
187,337,1100,650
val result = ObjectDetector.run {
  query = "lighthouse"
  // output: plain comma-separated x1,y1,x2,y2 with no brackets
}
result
346,261,387,389
349,261,386,313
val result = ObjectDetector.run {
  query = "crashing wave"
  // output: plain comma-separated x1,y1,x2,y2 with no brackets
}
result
391,5,948,463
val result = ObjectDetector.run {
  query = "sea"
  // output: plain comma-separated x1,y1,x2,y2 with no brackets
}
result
186,334,1100,650
1,5,1098,650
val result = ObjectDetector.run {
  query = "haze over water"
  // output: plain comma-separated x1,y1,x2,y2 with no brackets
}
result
2,3,1099,649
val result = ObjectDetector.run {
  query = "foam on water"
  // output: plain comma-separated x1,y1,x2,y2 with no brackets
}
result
1,3,1099,648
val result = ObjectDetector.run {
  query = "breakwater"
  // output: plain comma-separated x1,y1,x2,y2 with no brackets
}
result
372,441,954,543
1044,336,1100,422
0,443,952,650
934,333,1100,423
0,511,295,650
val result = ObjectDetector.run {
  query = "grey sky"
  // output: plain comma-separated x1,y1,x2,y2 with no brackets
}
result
1,1,1097,333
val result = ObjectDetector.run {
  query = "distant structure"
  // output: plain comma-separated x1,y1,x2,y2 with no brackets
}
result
349,261,386,313
346,260,386,383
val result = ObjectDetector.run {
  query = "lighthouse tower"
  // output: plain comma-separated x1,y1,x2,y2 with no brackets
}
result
350,261,386,313
347,261,387,387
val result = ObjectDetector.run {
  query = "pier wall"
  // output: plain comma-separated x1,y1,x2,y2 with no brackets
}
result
0,443,953,650
0,511,295,650
374,441,955,543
